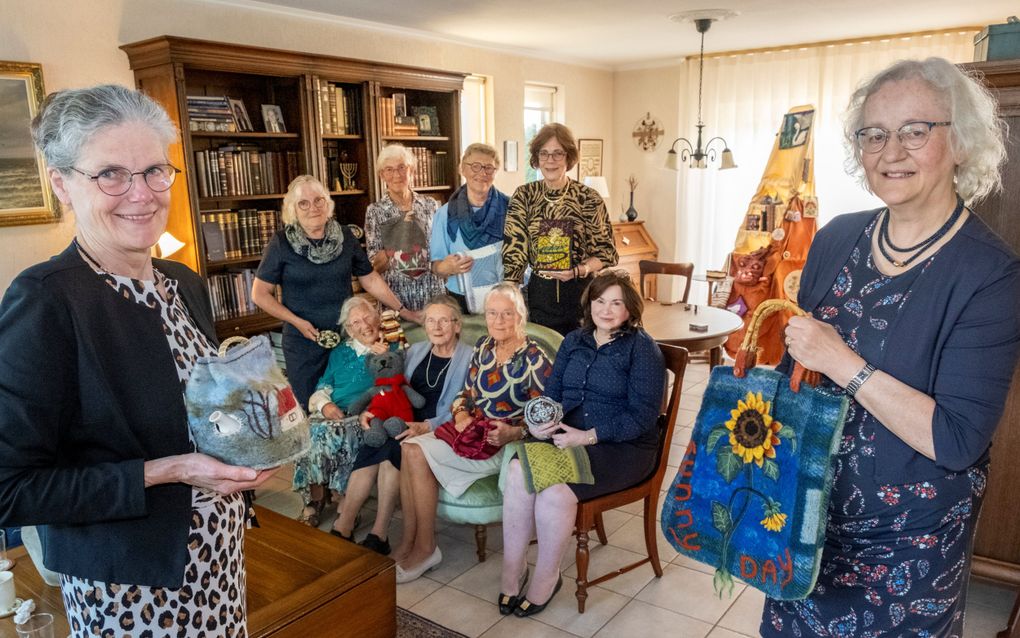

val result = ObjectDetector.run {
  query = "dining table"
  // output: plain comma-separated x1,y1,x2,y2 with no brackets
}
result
641,301,743,367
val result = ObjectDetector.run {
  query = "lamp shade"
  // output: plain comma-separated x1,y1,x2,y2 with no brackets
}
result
155,231,186,258
720,148,737,170
582,175,610,199
665,150,679,171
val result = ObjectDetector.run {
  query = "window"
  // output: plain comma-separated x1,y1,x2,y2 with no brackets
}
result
460,74,492,156
524,83,558,182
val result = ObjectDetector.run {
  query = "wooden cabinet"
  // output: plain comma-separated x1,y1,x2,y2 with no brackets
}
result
612,221,659,298
961,59,1020,587
120,36,464,339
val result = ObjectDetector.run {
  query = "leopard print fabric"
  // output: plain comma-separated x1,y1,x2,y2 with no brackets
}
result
62,253,247,637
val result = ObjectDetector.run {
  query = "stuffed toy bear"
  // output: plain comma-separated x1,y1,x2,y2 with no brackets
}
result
348,349,425,447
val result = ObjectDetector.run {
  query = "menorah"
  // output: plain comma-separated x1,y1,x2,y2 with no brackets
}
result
339,162,358,192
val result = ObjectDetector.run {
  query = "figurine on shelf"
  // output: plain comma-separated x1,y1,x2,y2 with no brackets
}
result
625,174,639,221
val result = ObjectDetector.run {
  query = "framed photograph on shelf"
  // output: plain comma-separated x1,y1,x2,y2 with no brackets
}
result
577,138,603,180
0,60,58,227
392,93,408,117
261,104,286,133
503,140,518,172
229,98,253,132
411,106,440,136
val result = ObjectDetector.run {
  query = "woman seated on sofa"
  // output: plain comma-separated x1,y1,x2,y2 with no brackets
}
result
499,269,666,617
394,283,553,583
294,296,389,528
332,296,473,554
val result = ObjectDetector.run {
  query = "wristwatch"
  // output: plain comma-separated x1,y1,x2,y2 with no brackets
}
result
845,363,876,398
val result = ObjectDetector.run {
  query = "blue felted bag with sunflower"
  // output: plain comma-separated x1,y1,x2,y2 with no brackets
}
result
661,299,848,600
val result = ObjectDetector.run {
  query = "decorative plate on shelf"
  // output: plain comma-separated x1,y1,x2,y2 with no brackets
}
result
633,112,665,152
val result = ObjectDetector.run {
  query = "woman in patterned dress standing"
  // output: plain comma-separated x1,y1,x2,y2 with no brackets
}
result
0,85,277,636
502,123,618,335
763,58,1020,637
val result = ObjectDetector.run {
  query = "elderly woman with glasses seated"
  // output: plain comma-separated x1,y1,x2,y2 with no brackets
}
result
430,143,510,314
502,123,618,335
366,144,446,312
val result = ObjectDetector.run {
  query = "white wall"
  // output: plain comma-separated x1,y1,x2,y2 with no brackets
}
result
0,0,614,291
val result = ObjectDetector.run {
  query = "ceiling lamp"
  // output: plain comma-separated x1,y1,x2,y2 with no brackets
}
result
665,9,738,171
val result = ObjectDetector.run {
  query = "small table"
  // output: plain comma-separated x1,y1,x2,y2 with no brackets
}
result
642,302,742,367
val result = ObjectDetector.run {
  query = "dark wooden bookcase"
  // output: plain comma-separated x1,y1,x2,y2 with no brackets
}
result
121,35,464,338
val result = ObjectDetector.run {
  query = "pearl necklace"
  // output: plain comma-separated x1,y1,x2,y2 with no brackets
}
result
425,349,452,388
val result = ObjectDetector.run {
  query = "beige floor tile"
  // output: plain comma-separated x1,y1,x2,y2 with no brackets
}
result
615,500,643,516
527,539,578,571
430,531,491,583
563,544,657,598
706,627,756,638
677,409,698,427
253,489,303,519
410,585,503,638
443,521,504,554
597,509,635,539
395,574,442,608
530,585,630,638
606,515,678,564
717,585,765,635
673,425,693,447
594,599,712,638
667,443,688,467
447,552,506,603
635,564,744,624
481,615,580,638
669,551,716,575
679,392,705,412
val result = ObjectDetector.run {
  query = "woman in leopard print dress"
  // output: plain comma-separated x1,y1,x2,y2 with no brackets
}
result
0,85,276,637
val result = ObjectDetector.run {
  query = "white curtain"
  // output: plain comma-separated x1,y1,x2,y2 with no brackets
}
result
675,31,977,274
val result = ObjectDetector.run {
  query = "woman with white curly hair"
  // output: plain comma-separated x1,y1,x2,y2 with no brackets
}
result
762,57,1020,636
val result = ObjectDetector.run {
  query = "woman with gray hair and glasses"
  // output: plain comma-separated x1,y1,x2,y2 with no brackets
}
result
0,84,277,635
762,58,1020,637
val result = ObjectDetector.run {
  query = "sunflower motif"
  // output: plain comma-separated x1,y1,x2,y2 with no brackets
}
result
760,498,787,532
725,391,782,466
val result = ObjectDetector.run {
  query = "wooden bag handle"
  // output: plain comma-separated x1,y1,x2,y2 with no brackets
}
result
218,335,250,357
732,298,820,392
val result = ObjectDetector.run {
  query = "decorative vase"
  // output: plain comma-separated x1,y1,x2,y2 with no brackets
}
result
625,192,638,221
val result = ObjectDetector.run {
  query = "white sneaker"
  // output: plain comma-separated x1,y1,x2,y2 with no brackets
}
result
395,546,443,584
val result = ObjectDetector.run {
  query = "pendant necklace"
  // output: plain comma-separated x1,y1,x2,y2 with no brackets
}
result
877,196,964,268
425,349,452,388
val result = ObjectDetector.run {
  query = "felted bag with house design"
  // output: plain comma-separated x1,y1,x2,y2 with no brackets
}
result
661,299,848,600
186,335,310,470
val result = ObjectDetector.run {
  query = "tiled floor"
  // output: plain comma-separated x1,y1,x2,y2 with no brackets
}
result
254,361,1017,637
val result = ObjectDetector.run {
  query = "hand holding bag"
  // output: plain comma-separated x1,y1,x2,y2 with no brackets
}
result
434,416,502,460
186,335,311,469
661,299,848,600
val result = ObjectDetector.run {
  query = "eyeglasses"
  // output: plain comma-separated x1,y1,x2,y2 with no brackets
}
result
69,164,179,196
854,121,951,154
485,309,517,321
382,164,410,176
465,162,497,176
425,317,459,327
297,196,328,211
538,150,567,162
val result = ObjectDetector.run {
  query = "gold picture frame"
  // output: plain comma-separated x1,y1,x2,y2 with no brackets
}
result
0,61,58,227
577,138,603,180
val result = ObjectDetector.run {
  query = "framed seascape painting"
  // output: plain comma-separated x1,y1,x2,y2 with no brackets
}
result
0,61,58,226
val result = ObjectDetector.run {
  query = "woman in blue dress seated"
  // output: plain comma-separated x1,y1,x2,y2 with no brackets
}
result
498,269,666,617
763,57,1020,637
394,283,553,583
333,295,473,555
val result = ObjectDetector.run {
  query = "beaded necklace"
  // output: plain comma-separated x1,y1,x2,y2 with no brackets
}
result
877,196,964,268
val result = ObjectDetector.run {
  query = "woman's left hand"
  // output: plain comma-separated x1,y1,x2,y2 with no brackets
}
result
551,424,587,449
487,420,523,447
400,308,424,324
359,410,376,430
396,421,431,441
785,315,863,385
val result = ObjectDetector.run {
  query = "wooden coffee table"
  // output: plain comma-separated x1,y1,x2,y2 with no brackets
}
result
642,302,742,367
1,506,394,637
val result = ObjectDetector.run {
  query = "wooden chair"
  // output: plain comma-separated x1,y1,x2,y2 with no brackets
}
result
572,342,689,612
639,260,694,304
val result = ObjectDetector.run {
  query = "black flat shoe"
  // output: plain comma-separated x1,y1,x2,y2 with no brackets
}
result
513,575,562,618
330,528,353,541
359,533,391,555
497,568,529,615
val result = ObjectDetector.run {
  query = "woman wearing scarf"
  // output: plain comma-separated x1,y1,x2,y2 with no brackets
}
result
430,143,510,313
252,175,414,410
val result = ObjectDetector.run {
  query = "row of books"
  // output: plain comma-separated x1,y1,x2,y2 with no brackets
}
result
208,269,259,321
377,96,419,137
406,146,449,188
201,208,281,262
194,146,302,198
315,78,362,136
187,95,237,133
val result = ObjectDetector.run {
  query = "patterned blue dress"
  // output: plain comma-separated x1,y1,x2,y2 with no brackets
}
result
761,217,988,638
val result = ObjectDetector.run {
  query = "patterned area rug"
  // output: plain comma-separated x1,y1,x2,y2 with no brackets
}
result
397,607,467,638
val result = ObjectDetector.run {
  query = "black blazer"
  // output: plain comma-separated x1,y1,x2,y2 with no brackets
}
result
0,244,217,587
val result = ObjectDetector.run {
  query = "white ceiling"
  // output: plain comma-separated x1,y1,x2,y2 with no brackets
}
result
246,0,1015,68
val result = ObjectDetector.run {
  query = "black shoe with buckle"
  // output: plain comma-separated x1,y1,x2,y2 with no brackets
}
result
359,533,391,555
498,568,530,616
514,575,562,618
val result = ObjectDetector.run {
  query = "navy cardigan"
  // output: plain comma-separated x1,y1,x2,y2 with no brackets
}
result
0,244,216,587
783,210,1020,482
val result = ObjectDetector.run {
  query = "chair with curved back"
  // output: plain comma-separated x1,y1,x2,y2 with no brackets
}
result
572,342,689,612
639,260,694,304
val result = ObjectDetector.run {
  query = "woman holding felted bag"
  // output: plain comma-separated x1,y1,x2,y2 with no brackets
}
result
761,58,1020,637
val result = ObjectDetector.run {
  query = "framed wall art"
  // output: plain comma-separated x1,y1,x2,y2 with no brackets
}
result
577,138,603,180
0,60,58,226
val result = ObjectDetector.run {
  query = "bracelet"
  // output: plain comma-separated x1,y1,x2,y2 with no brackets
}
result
580,264,589,278
845,363,876,398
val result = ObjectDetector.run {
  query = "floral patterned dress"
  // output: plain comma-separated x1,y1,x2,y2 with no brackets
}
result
365,192,445,311
761,218,987,638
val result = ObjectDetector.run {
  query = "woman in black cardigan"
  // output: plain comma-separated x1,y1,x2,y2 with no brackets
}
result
0,85,275,636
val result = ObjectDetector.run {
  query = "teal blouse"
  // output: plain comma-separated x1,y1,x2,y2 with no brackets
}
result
315,341,398,411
